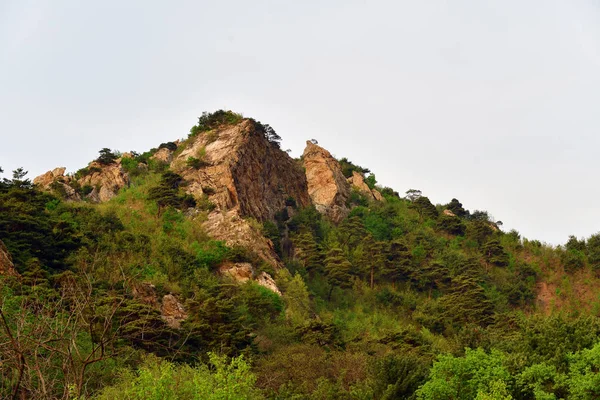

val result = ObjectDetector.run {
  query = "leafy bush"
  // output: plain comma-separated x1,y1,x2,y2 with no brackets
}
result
97,353,263,400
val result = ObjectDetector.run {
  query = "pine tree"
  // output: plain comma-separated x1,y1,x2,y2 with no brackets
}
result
411,196,438,220
440,275,494,327
359,234,386,289
324,247,353,300
293,231,323,274
338,216,367,250
383,239,412,286
482,238,509,267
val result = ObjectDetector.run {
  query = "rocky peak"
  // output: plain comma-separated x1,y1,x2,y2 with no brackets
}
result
347,170,384,202
302,141,350,222
0,239,19,277
174,119,310,221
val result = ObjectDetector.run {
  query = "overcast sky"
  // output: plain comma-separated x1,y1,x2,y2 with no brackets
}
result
1,0,599,245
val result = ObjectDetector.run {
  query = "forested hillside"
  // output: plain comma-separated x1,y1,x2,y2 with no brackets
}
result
2,111,600,399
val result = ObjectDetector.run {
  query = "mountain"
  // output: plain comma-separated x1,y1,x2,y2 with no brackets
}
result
2,110,600,399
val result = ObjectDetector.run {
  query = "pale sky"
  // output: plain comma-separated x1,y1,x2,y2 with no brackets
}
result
1,0,599,245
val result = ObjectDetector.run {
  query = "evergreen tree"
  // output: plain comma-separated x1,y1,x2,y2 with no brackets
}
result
587,233,600,273
445,198,467,218
482,238,509,268
293,231,323,274
383,239,412,285
359,234,387,289
96,148,118,165
412,196,438,220
440,275,494,327
324,247,353,300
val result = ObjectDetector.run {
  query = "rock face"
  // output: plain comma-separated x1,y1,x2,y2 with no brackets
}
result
347,171,384,202
174,120,310,221
79,162,130,202
203,210,283,268
172,120,312,269
219,262,282,295
34,161,129,203
132,282,188,329
150,148,174,164
302,141,350,222
161,294,188,329
0,239,19,277
33,167,81,201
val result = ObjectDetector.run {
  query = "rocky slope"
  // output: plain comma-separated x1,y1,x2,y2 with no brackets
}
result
33,119,384,274
173,119,310,221
302,141,350,222
34,160,130,203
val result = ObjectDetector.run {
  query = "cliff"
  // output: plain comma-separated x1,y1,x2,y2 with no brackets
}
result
173,119,310,221
302,141,350,222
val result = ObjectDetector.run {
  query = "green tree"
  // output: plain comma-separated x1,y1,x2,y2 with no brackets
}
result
446,198,468,218
587,233,600,273
416,348,512,400
97,353,264,400
293,231,323,274
411,196,438,220
96,148,118,165
324,247,353,300
383,239,412,285
483,238,509,267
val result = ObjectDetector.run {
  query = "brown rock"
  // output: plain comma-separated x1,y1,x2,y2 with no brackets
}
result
33,167,68,187
132,283,188,329
302,141,350,222
79,162,130,202
131,282,160,308
219,262,254,282
161,294,188,329
204,210,283,268
347,170,384,202
443,209,456,217
219,262,281,295
0,239,19,277
150,148,174,164
255,271,282,295
174,120,310,221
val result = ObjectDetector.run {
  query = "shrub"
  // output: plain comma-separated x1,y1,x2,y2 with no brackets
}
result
189,110,243,137
158,142,177,151
96,353,263,400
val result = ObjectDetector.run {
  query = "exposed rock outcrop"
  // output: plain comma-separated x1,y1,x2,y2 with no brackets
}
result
33,167,67,187
347,171,383,202
171,120,312,269
161,294,188,329
174,120,310,221
219,262,281,295
79,161,130,202
33,167,81,201
443,209,456,217
131,282,188,329
302,141,350,222
34,161,129,203
203,210,282,268
0,239,19,277
150,148,174,164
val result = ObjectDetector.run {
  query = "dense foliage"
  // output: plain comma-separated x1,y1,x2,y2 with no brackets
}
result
3,117,600,399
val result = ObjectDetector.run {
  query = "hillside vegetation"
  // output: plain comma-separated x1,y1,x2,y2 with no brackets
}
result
2,112,600,399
